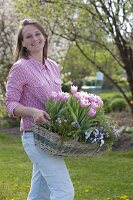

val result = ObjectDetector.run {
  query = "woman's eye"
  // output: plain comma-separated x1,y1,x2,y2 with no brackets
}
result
26,35,32,38
25,33,41,39
36,33,41,36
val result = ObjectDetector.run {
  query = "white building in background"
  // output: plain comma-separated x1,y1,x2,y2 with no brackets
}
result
81,71,104,93
96,72,104,81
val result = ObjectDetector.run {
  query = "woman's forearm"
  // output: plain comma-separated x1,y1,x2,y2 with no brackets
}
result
14,104,50,124
14,104,37,118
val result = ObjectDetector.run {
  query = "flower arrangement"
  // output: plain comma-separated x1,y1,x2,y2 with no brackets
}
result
43,86,120,148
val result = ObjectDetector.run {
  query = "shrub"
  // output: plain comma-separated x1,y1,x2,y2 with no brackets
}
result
102,97,111,113
112,94,123,99
109,98,127,112
102,97,109,104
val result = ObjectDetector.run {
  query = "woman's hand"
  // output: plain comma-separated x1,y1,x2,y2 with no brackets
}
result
32,108,51,125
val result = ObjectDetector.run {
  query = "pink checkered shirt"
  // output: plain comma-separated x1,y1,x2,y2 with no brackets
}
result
5,56,61,131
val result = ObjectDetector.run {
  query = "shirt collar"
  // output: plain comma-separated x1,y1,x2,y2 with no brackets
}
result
28,55,47,71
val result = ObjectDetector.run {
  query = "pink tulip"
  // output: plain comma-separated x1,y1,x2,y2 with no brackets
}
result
73,92,81,100
80,99,90,108
50,91,58,100
58,92,69,101
94,96,103,107
91,102,98,110
87,96,95,103
61,92,70,101
88,108,96,117
99,100,104,107
71,85,78,94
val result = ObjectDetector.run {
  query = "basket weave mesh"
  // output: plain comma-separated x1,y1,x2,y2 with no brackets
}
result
32,123,105,157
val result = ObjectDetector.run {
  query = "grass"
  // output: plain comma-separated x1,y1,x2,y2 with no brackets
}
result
99,91,130,99
0,132,133,200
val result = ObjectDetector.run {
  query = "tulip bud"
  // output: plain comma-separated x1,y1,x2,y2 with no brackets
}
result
71,85,78,94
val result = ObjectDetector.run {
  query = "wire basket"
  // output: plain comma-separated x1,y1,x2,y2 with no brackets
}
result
32,123,106,157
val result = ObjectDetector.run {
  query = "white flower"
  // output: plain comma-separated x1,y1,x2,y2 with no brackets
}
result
100,139,105,147
84,131,91,139
92,138,97,144
93,129,99,137
56,118,62,124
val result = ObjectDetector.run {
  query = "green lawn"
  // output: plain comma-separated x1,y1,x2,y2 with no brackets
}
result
0,132,132,200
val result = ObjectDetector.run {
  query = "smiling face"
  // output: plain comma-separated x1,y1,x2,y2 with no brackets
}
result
22,25,46,56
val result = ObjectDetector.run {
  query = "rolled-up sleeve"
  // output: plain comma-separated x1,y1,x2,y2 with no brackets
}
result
5,64,26,117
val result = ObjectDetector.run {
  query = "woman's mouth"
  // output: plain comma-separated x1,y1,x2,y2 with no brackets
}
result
31,43,40,46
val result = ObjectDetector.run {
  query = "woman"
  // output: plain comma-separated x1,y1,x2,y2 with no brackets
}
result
5,18,74,200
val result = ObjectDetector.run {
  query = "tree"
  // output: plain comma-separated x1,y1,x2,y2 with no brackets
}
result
62,44,95,83
0,0,18,108
62,43,122,83
13,0,133,116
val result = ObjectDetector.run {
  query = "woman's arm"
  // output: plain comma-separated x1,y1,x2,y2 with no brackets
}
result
6,63,50,125
14,104,50,124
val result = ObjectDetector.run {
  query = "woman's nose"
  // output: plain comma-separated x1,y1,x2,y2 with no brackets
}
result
31,35,38,41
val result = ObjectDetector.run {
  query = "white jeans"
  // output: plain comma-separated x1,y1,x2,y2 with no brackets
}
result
21,132,74,200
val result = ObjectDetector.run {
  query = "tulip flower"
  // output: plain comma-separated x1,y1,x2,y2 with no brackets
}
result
90,102,98,110
71,85,78,94
80,99,90,108
58,92,69,101
88,108,96,117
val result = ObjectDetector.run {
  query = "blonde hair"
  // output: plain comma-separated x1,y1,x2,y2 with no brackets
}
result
14,18,48,62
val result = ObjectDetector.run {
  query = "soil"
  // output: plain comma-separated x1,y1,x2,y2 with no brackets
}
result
0,110,133,152
109,109,133,151
108,109,133,127
112,135,133,152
